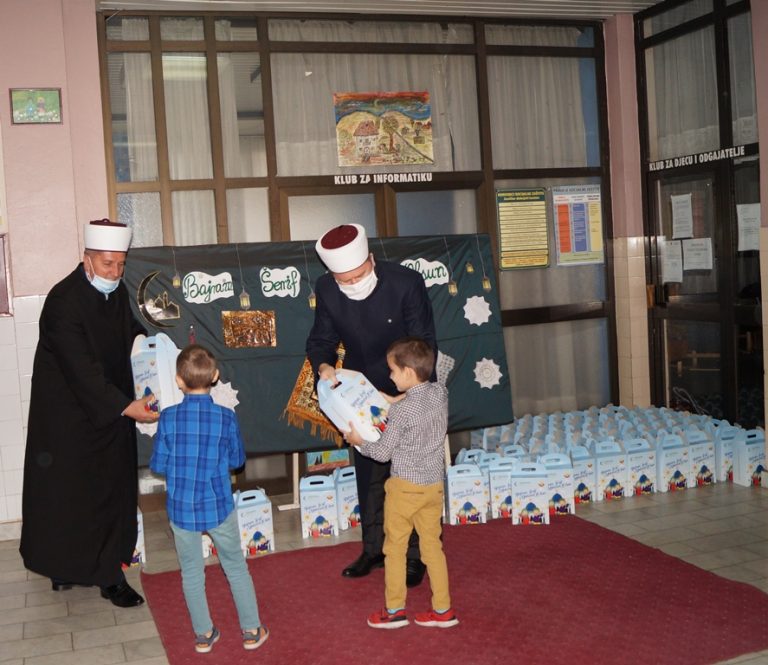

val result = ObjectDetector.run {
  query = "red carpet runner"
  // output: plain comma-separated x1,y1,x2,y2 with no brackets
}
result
142,517,768,664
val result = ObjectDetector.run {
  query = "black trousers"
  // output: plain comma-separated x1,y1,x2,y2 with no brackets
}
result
353,447,420,560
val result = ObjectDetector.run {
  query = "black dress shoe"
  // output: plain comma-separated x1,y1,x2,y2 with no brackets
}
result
51,578,92,592
406,558,426,587
342,553,385,578
100,580,145,608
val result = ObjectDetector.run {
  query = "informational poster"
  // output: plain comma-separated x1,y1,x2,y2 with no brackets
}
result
660,237,683,283
736,203,760,252
495,188,549,269
551,185,604,266
682,237,713,271
671,193,693,239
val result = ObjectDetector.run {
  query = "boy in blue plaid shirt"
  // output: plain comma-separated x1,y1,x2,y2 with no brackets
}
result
150,344,268,654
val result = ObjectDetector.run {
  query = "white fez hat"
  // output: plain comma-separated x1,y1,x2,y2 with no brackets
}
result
315,224,369,274
83,219,132,253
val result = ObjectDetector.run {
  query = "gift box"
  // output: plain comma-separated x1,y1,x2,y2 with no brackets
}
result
684,428,716,488
126,509,145,567
130,333,183,411
713,426,743,483
537,453,575,516
455,448,483,465
488,458,516,519
594,439,627,501
656,434,690,493
236,489,275,555
624,437,656,496
732,429,766,487
299,475,339,538
510,462,550,525
445,464,486,525
569,445,595,505
317,369,390,441
333,466,360,530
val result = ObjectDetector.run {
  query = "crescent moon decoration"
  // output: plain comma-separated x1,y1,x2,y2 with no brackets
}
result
137,271,181,329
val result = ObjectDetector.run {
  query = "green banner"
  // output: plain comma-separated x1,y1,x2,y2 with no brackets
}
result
124,234,513,463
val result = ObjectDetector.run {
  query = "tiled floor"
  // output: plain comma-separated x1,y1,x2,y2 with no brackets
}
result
1,481,767,665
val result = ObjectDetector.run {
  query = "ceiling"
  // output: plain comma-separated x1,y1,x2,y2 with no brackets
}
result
98,0,666,20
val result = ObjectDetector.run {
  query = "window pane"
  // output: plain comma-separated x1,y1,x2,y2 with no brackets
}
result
506,319,610,415
215,17,258,41
271,53,480,175
269,19,473,44
109,53,158,183
218,53,266,178
287,194,376,242
161,17,204,40
733,158,760,302
227,188,270,243
172,190,216,246
397,190,477,236
729,12,758,145
117,193,162,247
105,16,149,40
737,325,763,428
644,27,718,161
495,177,605,309
643,0,712,37
665,319,721,417
162,53,213,180
485,25,593,47
488,57,599,169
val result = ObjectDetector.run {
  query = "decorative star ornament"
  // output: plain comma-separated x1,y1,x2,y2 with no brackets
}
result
463,295,492,326
474,357,502,389
211,381,240,411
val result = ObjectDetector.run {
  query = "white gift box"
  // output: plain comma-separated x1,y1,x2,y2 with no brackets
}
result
569,445,596,505
683,428,716,488
488,458,516,519
333,466,360,530
713,426,743,483
656,434,690,493
623,438,656,496
594,439,627,502
537,453,575,517
128,509,145,567
130,333,183,411
455,448,483,465
299,475,339,538
445,464,486,525
236,489,275,555
732,430,766,487
317,369,390,442
502,443,529,459
510,462,550,525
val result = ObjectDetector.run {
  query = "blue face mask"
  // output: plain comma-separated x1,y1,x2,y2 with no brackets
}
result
86,257,121,297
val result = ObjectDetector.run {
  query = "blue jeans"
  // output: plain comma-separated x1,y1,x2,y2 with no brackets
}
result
170,509,261,636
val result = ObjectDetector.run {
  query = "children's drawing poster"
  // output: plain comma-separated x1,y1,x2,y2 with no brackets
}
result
334,91,434,167
552,184,605,266
306,449,350,473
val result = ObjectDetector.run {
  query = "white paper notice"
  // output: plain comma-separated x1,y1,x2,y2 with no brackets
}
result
671,193,693,239
736,203,760,252
682,238,713,271
661,238,683,283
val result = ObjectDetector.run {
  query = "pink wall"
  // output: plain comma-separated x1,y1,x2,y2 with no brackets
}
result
0,0,108,297
604,14,643,239
752,0,768,228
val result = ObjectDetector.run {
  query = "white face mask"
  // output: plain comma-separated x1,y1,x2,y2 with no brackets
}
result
86,257,121,297
337,268,378,301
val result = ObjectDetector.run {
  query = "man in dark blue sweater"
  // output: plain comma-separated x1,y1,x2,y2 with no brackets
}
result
306,224,436,587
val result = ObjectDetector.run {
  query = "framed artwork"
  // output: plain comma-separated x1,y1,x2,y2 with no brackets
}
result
10,88,62,124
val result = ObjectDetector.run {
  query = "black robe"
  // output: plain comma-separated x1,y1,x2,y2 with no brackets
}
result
20,264,144,586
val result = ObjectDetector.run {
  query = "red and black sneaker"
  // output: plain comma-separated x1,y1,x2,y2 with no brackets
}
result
414,608,459,628
367,608,409,629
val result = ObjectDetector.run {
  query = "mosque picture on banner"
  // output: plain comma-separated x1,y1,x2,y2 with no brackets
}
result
334,91,434,167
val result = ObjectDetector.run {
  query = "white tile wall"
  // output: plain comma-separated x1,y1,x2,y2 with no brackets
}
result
0,294,45,537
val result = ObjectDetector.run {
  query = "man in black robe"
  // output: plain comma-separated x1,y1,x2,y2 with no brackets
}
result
20,219,159,608
306,223,436,587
